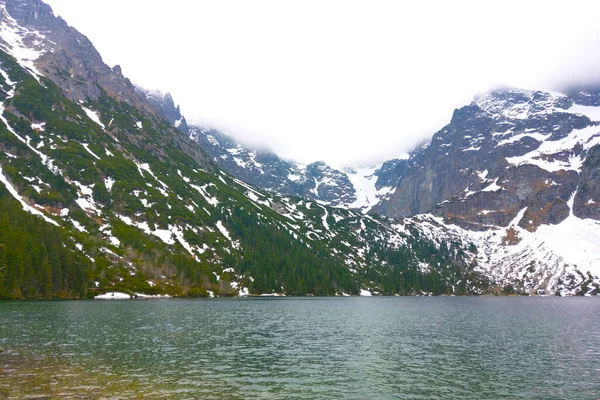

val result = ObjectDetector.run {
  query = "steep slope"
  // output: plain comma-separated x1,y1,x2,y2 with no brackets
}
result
141,88,190,135
0,0,490,298
374,88,600,295
189,125,401,212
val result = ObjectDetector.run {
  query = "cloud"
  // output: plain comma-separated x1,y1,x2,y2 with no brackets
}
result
45,0,600,167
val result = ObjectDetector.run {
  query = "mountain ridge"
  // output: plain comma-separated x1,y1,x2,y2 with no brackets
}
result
0,0,495,299
0,0,598,298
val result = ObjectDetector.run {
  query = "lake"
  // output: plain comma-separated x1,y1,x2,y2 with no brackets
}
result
0,297,599,399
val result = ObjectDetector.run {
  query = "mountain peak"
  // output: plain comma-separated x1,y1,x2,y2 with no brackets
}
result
474,88,571,120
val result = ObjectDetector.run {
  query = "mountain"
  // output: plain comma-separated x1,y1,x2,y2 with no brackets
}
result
187,124,403,212
141,88,190,135
0,0,489,299
185,85,600,296
140,85,408,212
375,88,600,295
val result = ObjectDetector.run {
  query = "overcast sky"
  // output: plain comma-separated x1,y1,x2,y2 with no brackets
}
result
44,0,600,168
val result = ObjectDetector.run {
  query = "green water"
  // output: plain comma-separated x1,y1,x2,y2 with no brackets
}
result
0,297,598,399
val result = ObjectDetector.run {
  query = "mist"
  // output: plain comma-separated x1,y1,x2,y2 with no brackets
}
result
45,0,600,167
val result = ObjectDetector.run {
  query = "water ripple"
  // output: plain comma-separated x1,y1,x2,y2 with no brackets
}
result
0,297,599,399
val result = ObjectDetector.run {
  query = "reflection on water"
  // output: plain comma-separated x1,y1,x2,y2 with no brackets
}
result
1,297,599,399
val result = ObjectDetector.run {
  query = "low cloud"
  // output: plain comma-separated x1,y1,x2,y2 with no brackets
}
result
47,0,600,167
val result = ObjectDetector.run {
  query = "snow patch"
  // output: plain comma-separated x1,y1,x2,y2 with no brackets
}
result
0,166,59,226
82,143,101,160
95,292,131,300
81,107,105,129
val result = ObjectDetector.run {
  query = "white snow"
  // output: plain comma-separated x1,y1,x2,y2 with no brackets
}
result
71,219,87,233
345,166,380,211
95,292,131,300
476,89,567,120
190,183,219,207
481,178,502,192
216,220,240,249
288,173,301,182
462,145,481,152
0,166,59,226
568,104,600,122
104,177,115,191
0,79,61,175
310,177,321,196
81,107,105,129
497,132,548,147
359,289,372,296
135,162,169,193
505,125,600,172
416,200,600,295
82,143,101,160
31,122,45,131
206,135,219,146
320,205,331,232
134,293,171,299
0,3,46,81
246,190,270,207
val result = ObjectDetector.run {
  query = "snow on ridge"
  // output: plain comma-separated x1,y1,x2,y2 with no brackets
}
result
481,178,502,192
475,89,569,121
505,124,600,172
568,103,600,122
205,134,219,146
497,131,549,147
0,3,46,81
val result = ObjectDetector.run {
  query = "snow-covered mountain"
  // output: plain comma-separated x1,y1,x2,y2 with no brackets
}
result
0,0,598,297
0,0,493,299
372,88,600,295
187,125,404,212
141,88,190,135
185,88,600,295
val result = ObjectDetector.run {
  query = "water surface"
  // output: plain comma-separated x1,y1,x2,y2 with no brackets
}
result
1,297,598,399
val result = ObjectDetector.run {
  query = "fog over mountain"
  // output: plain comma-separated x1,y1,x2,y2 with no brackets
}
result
43,0,600,167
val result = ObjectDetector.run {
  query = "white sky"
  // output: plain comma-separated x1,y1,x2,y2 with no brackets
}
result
44,0,600,168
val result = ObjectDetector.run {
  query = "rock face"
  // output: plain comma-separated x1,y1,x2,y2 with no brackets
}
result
378,88,600,231
0,0,212,170
189,125,395,208
189,125,407,211
185,86,600,294
141,88,190,135
3,0,139,106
